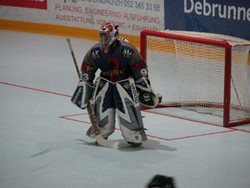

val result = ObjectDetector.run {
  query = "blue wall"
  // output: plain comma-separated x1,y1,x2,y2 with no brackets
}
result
164,0,250,40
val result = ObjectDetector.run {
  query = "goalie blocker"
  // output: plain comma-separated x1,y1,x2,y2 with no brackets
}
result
71,80,94,109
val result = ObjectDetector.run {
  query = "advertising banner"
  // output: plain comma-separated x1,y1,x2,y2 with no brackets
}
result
0,0,164,36
164,0,250,40
0,0,47,10
53,0,164,35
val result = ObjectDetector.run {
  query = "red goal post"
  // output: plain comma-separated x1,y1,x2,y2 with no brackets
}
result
140,29,250,127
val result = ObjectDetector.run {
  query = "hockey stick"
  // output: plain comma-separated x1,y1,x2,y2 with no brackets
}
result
66,38,121,149
66,38,81,79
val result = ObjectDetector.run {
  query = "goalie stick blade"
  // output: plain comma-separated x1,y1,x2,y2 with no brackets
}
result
95,135,122,149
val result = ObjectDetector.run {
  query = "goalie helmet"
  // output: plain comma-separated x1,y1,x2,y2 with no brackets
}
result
99,23,119,53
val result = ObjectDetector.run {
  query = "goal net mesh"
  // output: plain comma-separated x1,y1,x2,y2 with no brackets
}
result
142,30,250,126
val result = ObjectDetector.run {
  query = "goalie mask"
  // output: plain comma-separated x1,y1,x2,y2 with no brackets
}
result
99,23,119,53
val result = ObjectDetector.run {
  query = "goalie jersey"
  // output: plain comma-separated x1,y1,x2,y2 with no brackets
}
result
81,40,148,83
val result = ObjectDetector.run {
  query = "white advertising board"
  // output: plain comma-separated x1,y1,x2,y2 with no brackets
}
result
0,0,165,36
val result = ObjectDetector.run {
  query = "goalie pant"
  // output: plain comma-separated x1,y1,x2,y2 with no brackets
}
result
86,77,147,144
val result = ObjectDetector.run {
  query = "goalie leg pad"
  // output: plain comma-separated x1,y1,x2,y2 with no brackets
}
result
135,77,159,108
86,77,116,138
86,107,116,139
86,112,115,139
71,80,94,109
120,126,147,144
114,78,147,143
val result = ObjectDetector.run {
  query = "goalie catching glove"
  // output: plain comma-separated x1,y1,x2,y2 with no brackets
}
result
135,77,161,108
71,80,94,109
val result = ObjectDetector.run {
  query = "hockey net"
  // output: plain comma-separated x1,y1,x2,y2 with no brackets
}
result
140,30,250,127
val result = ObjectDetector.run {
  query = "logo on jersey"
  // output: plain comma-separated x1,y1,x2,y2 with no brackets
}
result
122,48,133,58
91,50,100,60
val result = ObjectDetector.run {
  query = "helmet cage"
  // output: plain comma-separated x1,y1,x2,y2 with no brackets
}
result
99,23,119,53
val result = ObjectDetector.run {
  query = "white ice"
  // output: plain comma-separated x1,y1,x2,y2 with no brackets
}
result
1,30,250,188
